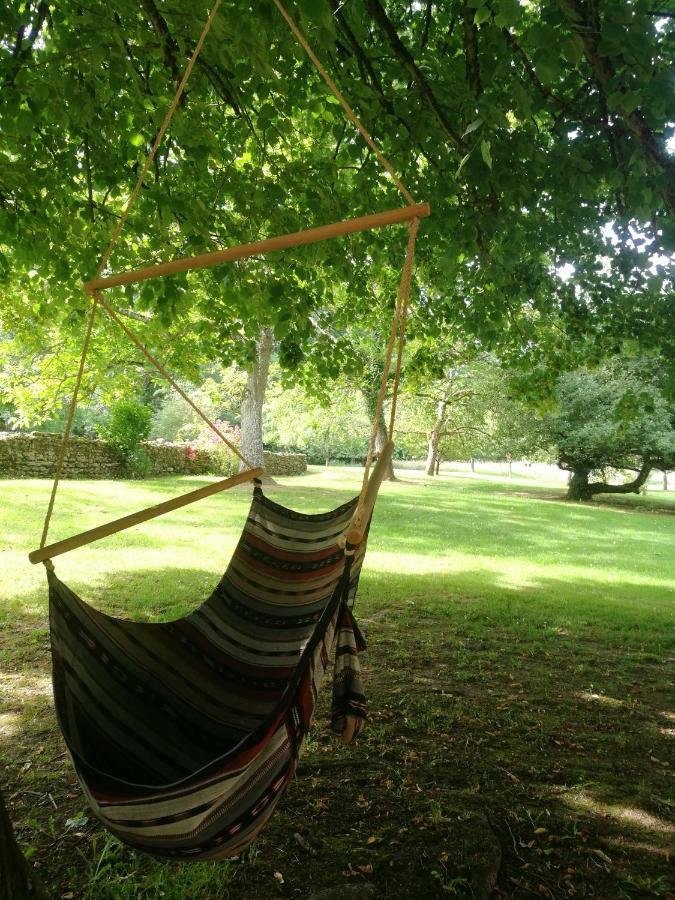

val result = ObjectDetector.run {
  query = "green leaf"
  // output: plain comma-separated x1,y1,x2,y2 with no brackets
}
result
481,140,493,170
455,151,473,179
474,7,491,25
129,133,145,147
462,118,483,137
493,0,521,27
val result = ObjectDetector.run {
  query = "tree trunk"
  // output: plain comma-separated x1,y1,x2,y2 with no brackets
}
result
374,417,395,480
566,466,594,500
425,397,448,476
663,470,668,491
361,382,396,482
508,459,512,478
239,327,274,471
0,785,48,900
565,459,653,501
435,456,440,475
470,457,475,473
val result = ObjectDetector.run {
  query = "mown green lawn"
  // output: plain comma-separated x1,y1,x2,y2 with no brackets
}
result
1,468,673,898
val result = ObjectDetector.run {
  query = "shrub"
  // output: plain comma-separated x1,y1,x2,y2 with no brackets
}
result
99,400,153,477
207,443,239,477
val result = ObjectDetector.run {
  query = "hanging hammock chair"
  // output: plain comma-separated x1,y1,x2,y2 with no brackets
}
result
29,0,429,860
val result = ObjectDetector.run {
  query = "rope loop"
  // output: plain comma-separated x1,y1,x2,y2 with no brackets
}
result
40,2,424,551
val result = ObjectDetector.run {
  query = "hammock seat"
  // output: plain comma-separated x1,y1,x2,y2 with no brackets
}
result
48,484,368,859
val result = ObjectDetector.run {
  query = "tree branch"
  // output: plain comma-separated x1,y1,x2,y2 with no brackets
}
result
140,0,181,85
115,307,153,323
3,1,49,87
83,134,94,223
364,0,467,152
332,3,442,171
587,457,653,495
463,1,482,98
500,27,568,111
421,0,434,50
558,0,674,212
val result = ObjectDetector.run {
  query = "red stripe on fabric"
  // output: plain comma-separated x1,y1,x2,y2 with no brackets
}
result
242,532,343,563
236,549,344,582
90,717,289,805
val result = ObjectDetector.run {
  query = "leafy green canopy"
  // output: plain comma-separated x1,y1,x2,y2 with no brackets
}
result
547,355,674,475
0,0,673,409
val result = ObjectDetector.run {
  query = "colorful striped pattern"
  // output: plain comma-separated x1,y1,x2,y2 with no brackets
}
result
48,485,367,858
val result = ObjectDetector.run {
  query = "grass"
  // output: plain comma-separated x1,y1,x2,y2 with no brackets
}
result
1,467,674,898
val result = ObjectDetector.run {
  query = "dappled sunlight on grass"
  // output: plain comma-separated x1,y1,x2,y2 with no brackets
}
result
576,691,626,708
0,673,52,707
1,468,674,898
0,712,20,738
562,788,675,835
2,470,673,640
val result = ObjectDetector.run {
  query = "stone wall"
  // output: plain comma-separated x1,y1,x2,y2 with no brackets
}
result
0,431,125,479
263,450,307,476
0,432,306,479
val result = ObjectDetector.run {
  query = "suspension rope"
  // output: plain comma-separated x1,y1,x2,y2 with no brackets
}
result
272,0,416,206
358,218,419,502
94,0,222,278
95,293,255,469
40,295,99,550
40,1,424,559
388,218,419,438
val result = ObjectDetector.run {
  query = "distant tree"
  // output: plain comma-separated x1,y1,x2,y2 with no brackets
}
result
264,379,369,466
547,357,674,501
396,351,542,474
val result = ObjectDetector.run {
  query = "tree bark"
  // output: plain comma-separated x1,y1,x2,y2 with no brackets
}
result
0,785,48,900
566,466,593,500
565,459,653,501
462,0,482,98
239,327,273,471
361,382,396,482
425,397,448,476
374,416,395,481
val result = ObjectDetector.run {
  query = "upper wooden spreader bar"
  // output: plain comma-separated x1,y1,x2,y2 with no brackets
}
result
84,203,430,293
29,467,263,565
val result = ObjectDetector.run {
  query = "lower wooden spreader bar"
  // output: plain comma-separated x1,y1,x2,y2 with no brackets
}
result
28,467,263,565
84,202,430,293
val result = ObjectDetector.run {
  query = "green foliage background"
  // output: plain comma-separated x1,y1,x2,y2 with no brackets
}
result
1,0,672,420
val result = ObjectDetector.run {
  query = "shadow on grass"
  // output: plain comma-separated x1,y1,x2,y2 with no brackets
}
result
1,557,673,897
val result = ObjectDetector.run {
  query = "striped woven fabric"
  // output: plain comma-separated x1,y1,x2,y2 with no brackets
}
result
48,485,368,859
